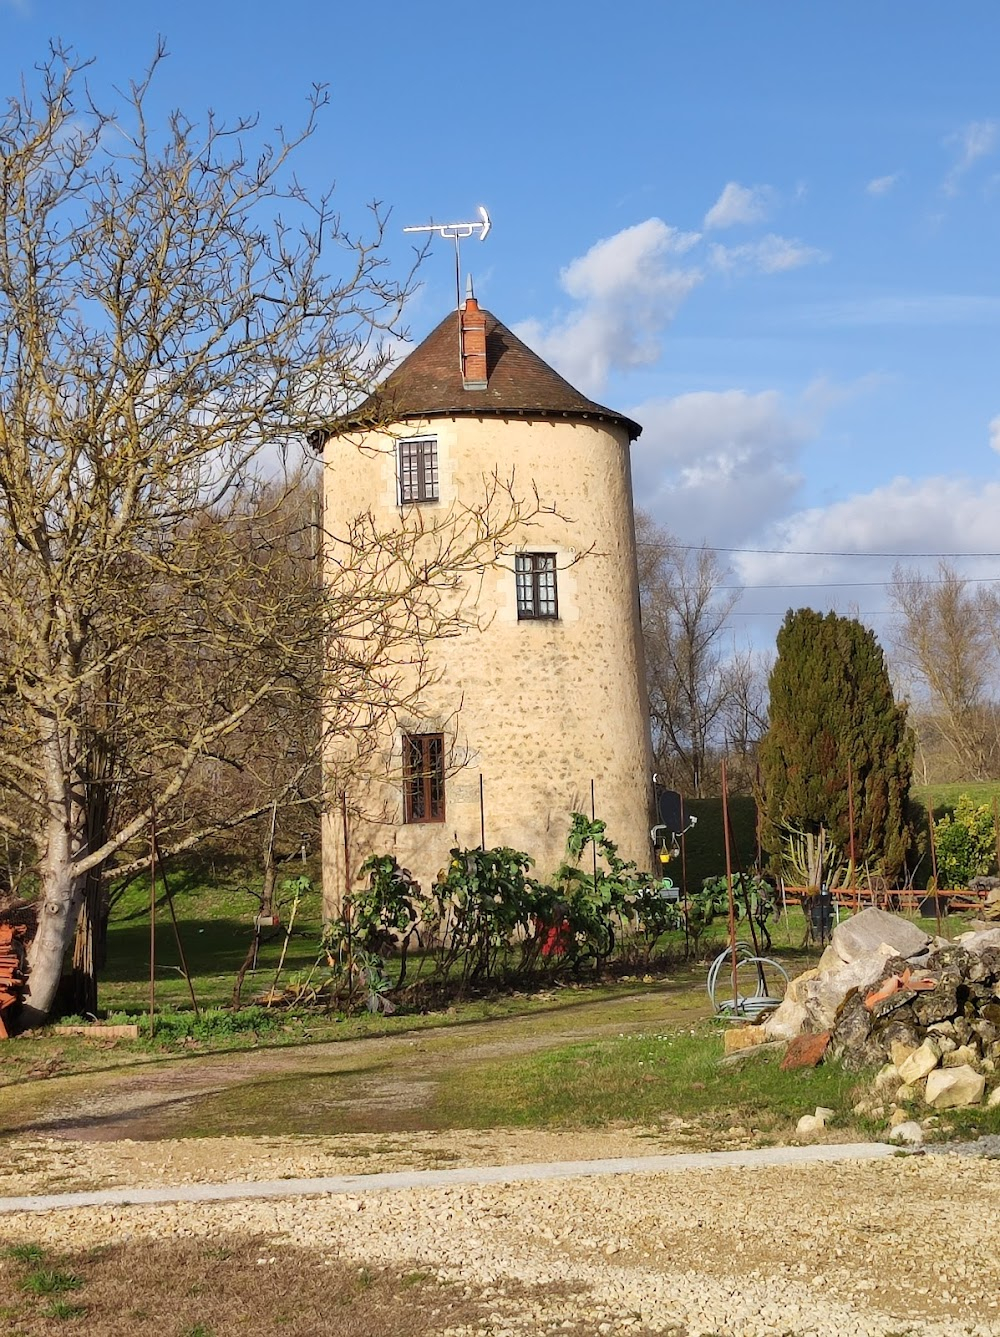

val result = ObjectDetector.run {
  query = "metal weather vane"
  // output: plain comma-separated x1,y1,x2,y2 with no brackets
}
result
404,206,492,308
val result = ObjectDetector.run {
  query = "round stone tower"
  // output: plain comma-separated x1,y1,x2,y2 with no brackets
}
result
320,293,654,912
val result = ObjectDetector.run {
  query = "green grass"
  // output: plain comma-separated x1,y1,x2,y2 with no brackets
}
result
911,780,1000,818
100,863,324,1013
20,1268,84,1295
431,1023,863,1134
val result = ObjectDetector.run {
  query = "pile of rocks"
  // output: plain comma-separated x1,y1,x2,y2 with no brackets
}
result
764,907,1000,1112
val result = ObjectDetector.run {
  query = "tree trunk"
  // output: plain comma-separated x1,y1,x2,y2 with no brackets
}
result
22,858,85,1028
69,870,104,1015
22,735,88,1029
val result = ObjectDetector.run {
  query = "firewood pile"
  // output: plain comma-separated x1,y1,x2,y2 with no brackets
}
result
0,923,27,1039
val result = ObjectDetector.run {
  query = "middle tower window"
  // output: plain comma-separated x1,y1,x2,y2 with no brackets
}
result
515,552,558,620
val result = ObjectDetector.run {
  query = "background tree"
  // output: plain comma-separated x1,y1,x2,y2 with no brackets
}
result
636,513,764,796
0,49,536,1026
889,562,999,781
758,608,913,880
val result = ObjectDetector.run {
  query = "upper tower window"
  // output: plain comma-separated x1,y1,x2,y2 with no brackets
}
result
398,436,438,504
515,553,558,620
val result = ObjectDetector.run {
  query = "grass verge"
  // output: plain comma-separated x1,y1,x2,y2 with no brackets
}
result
0,1236,599,1337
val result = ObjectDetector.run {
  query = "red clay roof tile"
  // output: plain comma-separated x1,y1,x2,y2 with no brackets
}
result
331,308,642,441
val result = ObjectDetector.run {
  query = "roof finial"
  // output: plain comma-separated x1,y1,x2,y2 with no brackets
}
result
465,273,475,302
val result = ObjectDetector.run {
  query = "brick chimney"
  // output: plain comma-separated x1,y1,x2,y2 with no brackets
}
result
459,280,488,391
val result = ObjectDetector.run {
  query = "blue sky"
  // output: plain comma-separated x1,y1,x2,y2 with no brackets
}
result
3,1,1000,649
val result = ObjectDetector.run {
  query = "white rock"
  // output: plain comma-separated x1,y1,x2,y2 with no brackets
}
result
942,1044,979,1069
888,1120,924,1145
889,1040,917,1068
924,1065,986,1109
795,1114,824,1137
898,1038,942,1085
830,907,930,964
987,1085,1000,1108
814,1106,835,1125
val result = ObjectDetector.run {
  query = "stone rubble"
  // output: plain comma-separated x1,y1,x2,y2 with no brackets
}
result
765,909,1000,1118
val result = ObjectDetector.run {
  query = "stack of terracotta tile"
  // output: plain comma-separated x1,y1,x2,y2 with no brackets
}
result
0,924,26,1039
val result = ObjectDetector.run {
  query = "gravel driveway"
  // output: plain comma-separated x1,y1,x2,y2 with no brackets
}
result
1,1134,997,1336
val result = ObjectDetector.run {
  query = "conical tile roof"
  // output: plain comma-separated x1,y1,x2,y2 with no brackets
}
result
334,307,641,441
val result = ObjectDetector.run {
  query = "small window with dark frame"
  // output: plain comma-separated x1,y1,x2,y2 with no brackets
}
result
515,552,559,620
402,732,446,823
397,436,439,504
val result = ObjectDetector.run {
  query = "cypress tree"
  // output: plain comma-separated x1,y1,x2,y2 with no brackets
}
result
758,609,913,879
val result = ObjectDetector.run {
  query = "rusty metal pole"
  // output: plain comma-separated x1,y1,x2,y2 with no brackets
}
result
722,759,738,1009
927,798,942,937
341,789,354,1012
148,808,157,1039
154,833,200,1018
847,757,857,902
590,779,599,889
680,793,690,959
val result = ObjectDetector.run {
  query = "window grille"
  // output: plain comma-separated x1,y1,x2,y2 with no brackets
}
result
515,552,558,620
402,732,446,823
398,436,439,503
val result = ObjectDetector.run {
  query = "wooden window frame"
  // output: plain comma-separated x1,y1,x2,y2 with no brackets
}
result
402,732,446,824
515,552,559,620
397,436,439,504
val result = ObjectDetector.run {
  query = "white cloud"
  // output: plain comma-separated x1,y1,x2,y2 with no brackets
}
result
736,476,1000,591
703,182,773,230
866,172,901,197
989,415,1000,454
630,389,807,544
943,120,998,196
710,233,828,275
514,219,702,394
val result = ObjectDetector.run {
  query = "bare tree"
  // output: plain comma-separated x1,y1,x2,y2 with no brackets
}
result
889,563,998,780
0,48,538,1025
718,646,770,794
636,513,745,797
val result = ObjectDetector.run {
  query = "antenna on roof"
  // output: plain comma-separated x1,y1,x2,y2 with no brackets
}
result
404,206,491,309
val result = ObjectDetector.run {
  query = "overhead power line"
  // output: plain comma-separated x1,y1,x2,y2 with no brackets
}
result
675,544,1000,559
719,575,1000,591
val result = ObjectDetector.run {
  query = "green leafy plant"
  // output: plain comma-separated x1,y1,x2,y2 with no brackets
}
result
352,855,422,985
698,873,777,952
551,813,646,972
933,794,996,888
429,845,537,987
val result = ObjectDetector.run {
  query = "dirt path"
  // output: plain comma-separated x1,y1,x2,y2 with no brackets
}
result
1,988,704,1143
